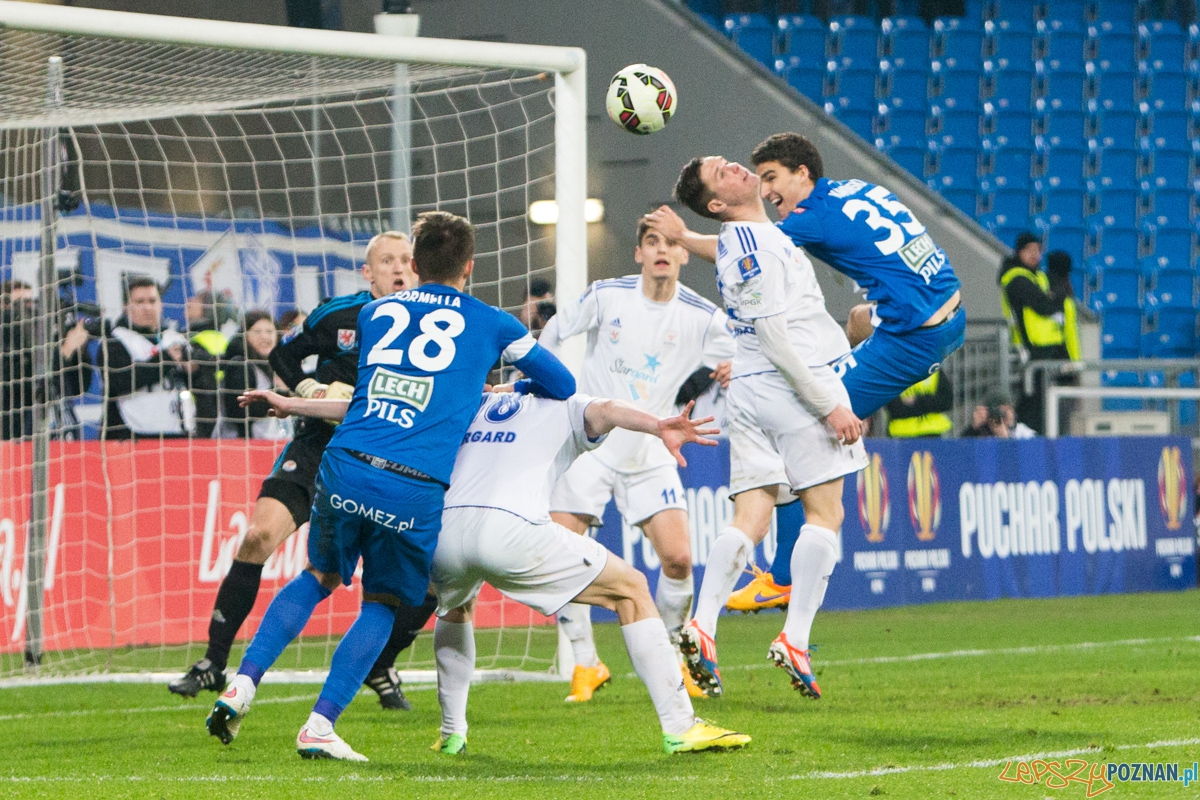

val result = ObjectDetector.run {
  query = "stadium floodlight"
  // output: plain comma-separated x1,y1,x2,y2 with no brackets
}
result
0,0,585,684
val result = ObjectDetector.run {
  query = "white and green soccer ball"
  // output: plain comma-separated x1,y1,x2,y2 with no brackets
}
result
605,64,678,135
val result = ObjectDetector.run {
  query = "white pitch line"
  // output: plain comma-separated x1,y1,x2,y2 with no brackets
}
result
5,738,1199,785
0,692,317,722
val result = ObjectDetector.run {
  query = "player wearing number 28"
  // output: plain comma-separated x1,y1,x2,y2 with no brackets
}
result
206,211,575,761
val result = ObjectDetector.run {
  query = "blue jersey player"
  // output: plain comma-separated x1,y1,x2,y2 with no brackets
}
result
647,132,965,615
205,211,575,761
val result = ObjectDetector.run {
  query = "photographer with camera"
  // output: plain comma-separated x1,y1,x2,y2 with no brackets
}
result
1,279,93,440
961,392,1035,439
99,276,196,440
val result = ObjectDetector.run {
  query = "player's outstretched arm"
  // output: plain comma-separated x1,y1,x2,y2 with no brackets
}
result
509,343,576,399
643,205,718,263
584,399,719,468
238,389,349,422
753,314,863,445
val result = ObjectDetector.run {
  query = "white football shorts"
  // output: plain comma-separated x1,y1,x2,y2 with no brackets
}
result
432,506,610,617
726,369,868,501
549,450,685,527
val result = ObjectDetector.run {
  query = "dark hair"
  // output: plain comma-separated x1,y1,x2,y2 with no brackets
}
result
750,132,824,180
122,275,160,304
276,309,304,331
411,210,475,283
243,309,273,331
1046,250,1072,275
674,157,720,220
1015,231,1041,252
0,279,32,296
526,275,553,299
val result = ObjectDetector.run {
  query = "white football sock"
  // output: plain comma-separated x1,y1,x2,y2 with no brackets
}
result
434,618,475,737
556,602,599,667
304,711,334,735
692,527,755,637
654,570,694,641
621,617,695,736
781,524,840,651
228,673,257,705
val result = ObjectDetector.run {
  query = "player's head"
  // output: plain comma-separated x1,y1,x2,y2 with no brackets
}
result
411,211,475,287
674,156,761,221
1014,231,1042,269
122,275,163,330
363,230,416,298
751,133,824,217
635,218,689,280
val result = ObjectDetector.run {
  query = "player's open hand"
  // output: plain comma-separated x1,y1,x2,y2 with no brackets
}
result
643,205,688,243
238,389,297,419
658,400,720,468
823,404,862,445
709,360,732,389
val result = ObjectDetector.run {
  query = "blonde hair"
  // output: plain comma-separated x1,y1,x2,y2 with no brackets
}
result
364,230,411,265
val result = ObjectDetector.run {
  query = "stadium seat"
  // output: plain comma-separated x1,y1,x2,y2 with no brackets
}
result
938,186,978,216
1038,104,1088,150
1139,20,1186,71
777,58,826,99
1141,108,1188,146
1140,186,1193,230
1141,67,1187,113
1038,64,1086,108
724,14,776,68
777,14,827,59
928,144,979,184
979,218,1027,245
985,19,1036,62
1144,307,1197,356
1045,0,1087,25
1090,269,1142,311
1089,221,1141,264
1090,15,1137,44
830,16,880,61
1146,272,1196,308
1036,146,1087,190
982,104,1034,148
882,16,929,63
880,106,928,139
929,60,982,112
987,186,1033,226
1101,320,1143,360
1090,107,1139,149
928,104,981,148
1088,35,1137,79
1099,366,1143,403
1088,67,1137,111
880,143,927,176
879,61,929,108
826,62,878,108
1038,19,1087,72
983,140,1033,188
984,61,1034,110
1086,139,1137,186
825,100,876,139
1034,181,1086,228
934,18,984,70
1139,251,1193,279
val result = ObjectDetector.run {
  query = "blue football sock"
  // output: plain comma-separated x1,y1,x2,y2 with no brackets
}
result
770,503,806,586
313,601,396,725
239,570,331,685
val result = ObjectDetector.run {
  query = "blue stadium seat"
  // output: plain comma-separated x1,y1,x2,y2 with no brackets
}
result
929,104,981,148
1038,63,1086,107
830,15,880,60
987,186,1033,226
984,61,1034,109
880,106,927,138
1099,367,1143,404
687,0,721,15
1088,181,1141,219
825,100,876,139
985,18,1036,62
826,62,878,107
1045,1,1087,26
1088,66,1137,111
1101,316,1142,356
882,16,930,63
1038,19,1087,72
1141,108,1188,146
1144,307,1197,356
1038,103,1088,150
1089,222,1141,264
1146,273,1196,308
880,143,927,176
724,14,776,68
982,104,1033,147
1090,269,1142,311
1090,106,1139,148
934,18,984,70
1034,181,1087,228
1141,68,1188,113
777,14,827,59
880,61,929,107
1086,139,1136,185
938,186,978,215
1146,227,1194,263
929,60,982,111
1140,186,1193,230
983,139,1033,187
1036,145,1087,190
980,221,1026,247
1190,22,1200,61
1139,252,1193,279
1090,13,1136,41
1037,219,1088,259
777,57,826,99
929,144,980,184
1139,21,1186,71
1088,25,1138,75
696,13,721,31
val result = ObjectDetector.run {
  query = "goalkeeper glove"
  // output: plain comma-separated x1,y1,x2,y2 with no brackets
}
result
322,381,355,426
295,377,328,399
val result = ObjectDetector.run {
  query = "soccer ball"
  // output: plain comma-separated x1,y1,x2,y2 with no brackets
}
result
605,64,677,135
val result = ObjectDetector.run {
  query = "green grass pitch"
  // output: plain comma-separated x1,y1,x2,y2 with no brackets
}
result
4,590,1198,799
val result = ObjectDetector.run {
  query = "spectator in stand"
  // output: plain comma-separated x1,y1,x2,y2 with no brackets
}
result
185,290,232,438
221,309,284,439
0,279,92,440
100,276,195,440
276,308,306,335
886,370,953,438
998,233,1080,435
961,392,1035,439
519,276,555,333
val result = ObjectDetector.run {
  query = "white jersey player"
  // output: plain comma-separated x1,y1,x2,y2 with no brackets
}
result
429,387,749,756
652,154,868,699
538,220,734,701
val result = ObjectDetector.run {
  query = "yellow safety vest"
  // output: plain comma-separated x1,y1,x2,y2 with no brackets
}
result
999,266,1079,358
190,328,229,382
887,373,953,438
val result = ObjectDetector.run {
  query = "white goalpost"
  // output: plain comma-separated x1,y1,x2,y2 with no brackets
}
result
0,0,587,686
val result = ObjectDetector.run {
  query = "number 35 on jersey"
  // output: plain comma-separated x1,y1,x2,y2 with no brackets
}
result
363,289,465,429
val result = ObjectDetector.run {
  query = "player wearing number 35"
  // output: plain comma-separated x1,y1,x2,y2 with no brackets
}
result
206,211,575,762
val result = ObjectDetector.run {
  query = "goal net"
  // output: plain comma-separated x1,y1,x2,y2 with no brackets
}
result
0,4,586,684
